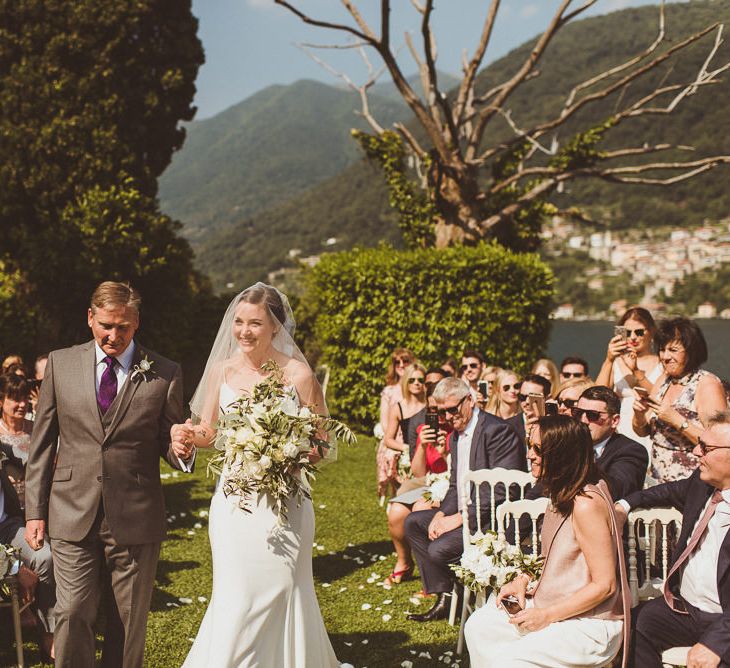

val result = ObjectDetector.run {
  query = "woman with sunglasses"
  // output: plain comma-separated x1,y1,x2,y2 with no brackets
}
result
556,377,596,416
486,369,523,420
383,362,427,479
596,307,662,448
633,317,727,483
376,348,414,500
465,416,629,667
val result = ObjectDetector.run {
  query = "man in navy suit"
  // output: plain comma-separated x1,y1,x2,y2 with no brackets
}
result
616,411,730,668
404,377,524,621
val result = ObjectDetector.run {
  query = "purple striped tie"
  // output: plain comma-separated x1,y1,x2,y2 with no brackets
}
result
98,356,118,414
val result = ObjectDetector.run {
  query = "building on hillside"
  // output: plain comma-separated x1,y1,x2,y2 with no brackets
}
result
697,302,718,319
553,303,575,319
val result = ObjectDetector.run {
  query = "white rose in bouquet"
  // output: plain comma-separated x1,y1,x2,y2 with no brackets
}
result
259,455,272,470
299,406,312,419
279,395,299,417
430,477,450,502
235,426,252,444
283,443,300,459
248,461,265,480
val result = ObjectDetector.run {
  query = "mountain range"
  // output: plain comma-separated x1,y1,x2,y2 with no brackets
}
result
159,1,730,292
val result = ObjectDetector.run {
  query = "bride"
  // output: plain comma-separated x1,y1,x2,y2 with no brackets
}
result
173,283,340,667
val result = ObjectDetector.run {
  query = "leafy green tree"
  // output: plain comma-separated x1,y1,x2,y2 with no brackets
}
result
0,0,211,365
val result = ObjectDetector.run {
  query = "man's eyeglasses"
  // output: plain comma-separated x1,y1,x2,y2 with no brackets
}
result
460,362,480,372
518,393,543,403
570,407,609,423
408,377,425,385
560,371,585,379
437,395,467,418
502,383,521,392
626,328,645,338
697,438,730,456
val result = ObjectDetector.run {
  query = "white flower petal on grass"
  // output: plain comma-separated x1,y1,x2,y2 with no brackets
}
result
344,642,353,647
382,613,392,622
358,585,365,590
187,531,195,536
401,661,414,668
419,651,432,659
361,639,368,644
382,599,392,605
321,583,331,588
180,512,186,517
197,596,207,603
194,523,202,529
378,555,386,561
408,597,421,606
198,510,208,518
339,587,347,593
340,663,354,668
179,597,193,604
318,504,326,509
382,583,392,590
361,603,372,610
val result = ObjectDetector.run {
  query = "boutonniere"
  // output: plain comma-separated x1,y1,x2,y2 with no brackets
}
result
131,354,155,382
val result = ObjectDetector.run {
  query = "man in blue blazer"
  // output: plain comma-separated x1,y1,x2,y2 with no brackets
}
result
616,412,730,668
404,377,525,621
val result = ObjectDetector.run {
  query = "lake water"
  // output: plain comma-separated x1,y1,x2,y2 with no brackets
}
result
547,320,730,382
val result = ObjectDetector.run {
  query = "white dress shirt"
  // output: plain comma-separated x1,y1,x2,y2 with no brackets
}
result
456,407,480,512
95,341,136,393
679,489,730,614
593,435,610,460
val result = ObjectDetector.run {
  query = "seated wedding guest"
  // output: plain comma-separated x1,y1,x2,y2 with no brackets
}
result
486,369,522,420
571,386,648,501
404,377,524,621
376,347,414,499
384,389,453,586
532,358,560,399
0,448,55,660
560,356,589,383
0,374,34,509
633,317,727,483
506,373,551,447
4,362,27,378
441,358,458,377
556,377,595,416
383,362,427,475
615,412,730,668
461,350,486,404
465,415,629,668
1,354,24,374
596,307,662,449
405,367,448,451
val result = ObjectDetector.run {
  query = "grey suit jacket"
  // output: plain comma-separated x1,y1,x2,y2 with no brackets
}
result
24,340,185,544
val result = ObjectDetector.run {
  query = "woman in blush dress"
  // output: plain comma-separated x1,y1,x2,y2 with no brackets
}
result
176,283,340,668
465,415,630,668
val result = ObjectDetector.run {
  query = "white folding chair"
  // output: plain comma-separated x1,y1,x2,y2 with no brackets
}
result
496,497,550,556
453,468,535,652
627,507,690,667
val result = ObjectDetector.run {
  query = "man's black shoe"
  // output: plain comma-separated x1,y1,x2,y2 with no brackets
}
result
407,592,452,622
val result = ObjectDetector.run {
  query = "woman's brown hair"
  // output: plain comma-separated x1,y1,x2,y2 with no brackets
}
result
385,347,414,386
536,414,602,516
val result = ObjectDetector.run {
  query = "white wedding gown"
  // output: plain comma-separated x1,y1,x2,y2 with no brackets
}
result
183,383,340,668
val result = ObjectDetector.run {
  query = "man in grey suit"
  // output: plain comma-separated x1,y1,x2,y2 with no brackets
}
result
404,376,525,621
24,281,195,668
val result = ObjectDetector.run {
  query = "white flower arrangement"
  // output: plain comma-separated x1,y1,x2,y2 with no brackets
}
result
207,360,355,526
0,543,19,599
422,471,450,503
131,354,155,382
451,530,543,592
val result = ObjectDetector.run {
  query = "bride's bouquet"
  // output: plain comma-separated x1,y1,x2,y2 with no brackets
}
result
451,530,543,592
207,360,355,526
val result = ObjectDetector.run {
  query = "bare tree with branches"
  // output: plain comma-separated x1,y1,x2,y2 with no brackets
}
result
273,0,730,249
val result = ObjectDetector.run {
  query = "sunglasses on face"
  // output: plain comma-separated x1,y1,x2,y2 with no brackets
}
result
518,393,543,403
502,383,521,392
626,328,645,338
408,377,425,385
437,395,467,418
526,438,542,456
460,362,480,372
570,407,609,423
557,397,577,409
560,371,584,379
697,438,730,456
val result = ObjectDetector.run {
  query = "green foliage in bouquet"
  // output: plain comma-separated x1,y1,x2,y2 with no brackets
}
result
300,241,555,429
207,361,355,526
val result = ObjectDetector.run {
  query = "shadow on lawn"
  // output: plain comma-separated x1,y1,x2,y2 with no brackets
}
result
313,540,394,581
330,630,457,668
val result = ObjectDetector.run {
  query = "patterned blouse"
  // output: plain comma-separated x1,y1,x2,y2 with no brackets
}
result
649,369,718,483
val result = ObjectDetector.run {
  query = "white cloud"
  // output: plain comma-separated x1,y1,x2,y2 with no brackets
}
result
520,3,540,19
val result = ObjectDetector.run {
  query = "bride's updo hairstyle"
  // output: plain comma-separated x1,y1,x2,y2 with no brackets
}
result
237,284,290,334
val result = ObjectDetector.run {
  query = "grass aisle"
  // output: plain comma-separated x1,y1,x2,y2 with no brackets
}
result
1,435,460,667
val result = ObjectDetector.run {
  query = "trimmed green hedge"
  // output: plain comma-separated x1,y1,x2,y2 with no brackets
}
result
302,242,555,429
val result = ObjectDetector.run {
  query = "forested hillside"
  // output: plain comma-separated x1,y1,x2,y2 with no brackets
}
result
161,1,730,292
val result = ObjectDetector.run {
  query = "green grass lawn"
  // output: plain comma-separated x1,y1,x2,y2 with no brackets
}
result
1,436,461,667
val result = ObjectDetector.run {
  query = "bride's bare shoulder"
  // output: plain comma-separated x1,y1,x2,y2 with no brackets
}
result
281,357,314,383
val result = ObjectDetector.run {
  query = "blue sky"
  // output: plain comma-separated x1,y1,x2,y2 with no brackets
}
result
190,0,684,120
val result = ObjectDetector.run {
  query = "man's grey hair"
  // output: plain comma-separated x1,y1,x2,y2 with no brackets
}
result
707,411,730,428
433,377,470,404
